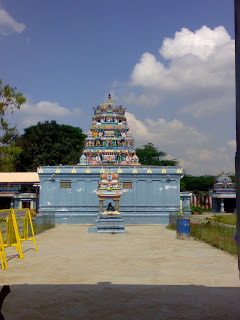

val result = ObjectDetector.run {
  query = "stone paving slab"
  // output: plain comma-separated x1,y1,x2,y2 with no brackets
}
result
1,224,240,320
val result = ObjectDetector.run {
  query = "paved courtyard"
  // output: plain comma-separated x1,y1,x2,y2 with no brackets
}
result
1,224,240,320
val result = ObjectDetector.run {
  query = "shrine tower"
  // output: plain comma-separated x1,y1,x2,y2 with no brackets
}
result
79,94,140,166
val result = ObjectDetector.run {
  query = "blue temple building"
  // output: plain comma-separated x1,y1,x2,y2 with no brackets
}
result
38,95,185,223
211,172,236,213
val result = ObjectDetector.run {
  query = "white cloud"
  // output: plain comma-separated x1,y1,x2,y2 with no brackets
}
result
127,112,234,175
160,26,231,61
0,8,26,35
128,25,234,118
8,100,83,132
113,25,236,174
180,95,235,118
127,111,207,149
21,101,72,116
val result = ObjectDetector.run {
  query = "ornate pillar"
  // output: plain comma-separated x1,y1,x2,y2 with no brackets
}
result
99,198,104,213
115,199,119,211
220,198,225,213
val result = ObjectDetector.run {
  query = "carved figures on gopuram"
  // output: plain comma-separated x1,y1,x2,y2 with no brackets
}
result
79,94,140,165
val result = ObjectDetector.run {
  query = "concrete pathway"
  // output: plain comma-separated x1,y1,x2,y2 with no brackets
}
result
1,225,240,320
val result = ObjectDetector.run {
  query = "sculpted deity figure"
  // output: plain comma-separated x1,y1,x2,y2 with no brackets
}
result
80,154,87,165
132,153,139,164
87,154,93,164
117,152,123,163
115,129,120,138
126,153,131,163
96,153,101,163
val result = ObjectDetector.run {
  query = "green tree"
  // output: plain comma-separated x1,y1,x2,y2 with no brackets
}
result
180,174,216,192
136,143,178,166
16,121,86,171
0,80,26,171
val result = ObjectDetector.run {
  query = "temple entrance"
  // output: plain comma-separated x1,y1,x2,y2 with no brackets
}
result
0,197,11,209
22,201,31,209
224,198,236,213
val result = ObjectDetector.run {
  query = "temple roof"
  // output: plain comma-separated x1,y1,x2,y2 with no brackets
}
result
0,172,39,183
212,172,235,193
215,172,232,184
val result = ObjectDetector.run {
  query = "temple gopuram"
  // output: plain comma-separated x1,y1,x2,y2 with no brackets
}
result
38,94,188,224
79,94,139,166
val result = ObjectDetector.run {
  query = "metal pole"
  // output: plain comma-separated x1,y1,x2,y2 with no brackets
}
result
234,0,240,274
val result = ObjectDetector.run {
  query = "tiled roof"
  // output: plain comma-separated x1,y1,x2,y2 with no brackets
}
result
0,172,39,183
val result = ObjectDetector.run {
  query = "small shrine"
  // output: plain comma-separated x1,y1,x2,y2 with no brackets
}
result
211,172,236,213
89,169,126,233
96,170,123,212
79,94,140,166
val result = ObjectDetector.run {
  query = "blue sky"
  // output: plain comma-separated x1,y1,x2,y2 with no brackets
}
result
0,0,235,174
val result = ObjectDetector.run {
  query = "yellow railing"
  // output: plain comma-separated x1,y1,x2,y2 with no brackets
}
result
0,208,37,270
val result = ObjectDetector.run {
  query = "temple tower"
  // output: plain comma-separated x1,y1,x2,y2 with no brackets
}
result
79,94,140,166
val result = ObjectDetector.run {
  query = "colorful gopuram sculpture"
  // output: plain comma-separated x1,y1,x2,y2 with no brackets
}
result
96,170,123,213
79,94,140,165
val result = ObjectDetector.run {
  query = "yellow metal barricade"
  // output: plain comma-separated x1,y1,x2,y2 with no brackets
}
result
13,209,37,252
0,209,23,263
0,224,7,270
0,208,37,270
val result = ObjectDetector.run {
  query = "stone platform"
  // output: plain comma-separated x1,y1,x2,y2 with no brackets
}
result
89,211,126,233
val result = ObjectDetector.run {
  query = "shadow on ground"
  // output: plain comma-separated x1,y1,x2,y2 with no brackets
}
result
2,283,240,320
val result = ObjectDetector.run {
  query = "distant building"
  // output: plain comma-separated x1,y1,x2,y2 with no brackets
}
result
211,172,236,213
191,193,212,210
0,172,39,210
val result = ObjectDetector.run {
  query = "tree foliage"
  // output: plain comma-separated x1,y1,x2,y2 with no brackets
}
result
15,121,86,171
0,80,26,171
180,174,216,192
136,143,179,166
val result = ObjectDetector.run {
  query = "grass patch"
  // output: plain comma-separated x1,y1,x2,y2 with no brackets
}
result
191,222,237,255
167,221,237,255
166,225,175,231
211,214,237,226
32,222,55,235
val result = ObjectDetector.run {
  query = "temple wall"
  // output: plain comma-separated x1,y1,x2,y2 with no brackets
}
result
38,166,182,224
